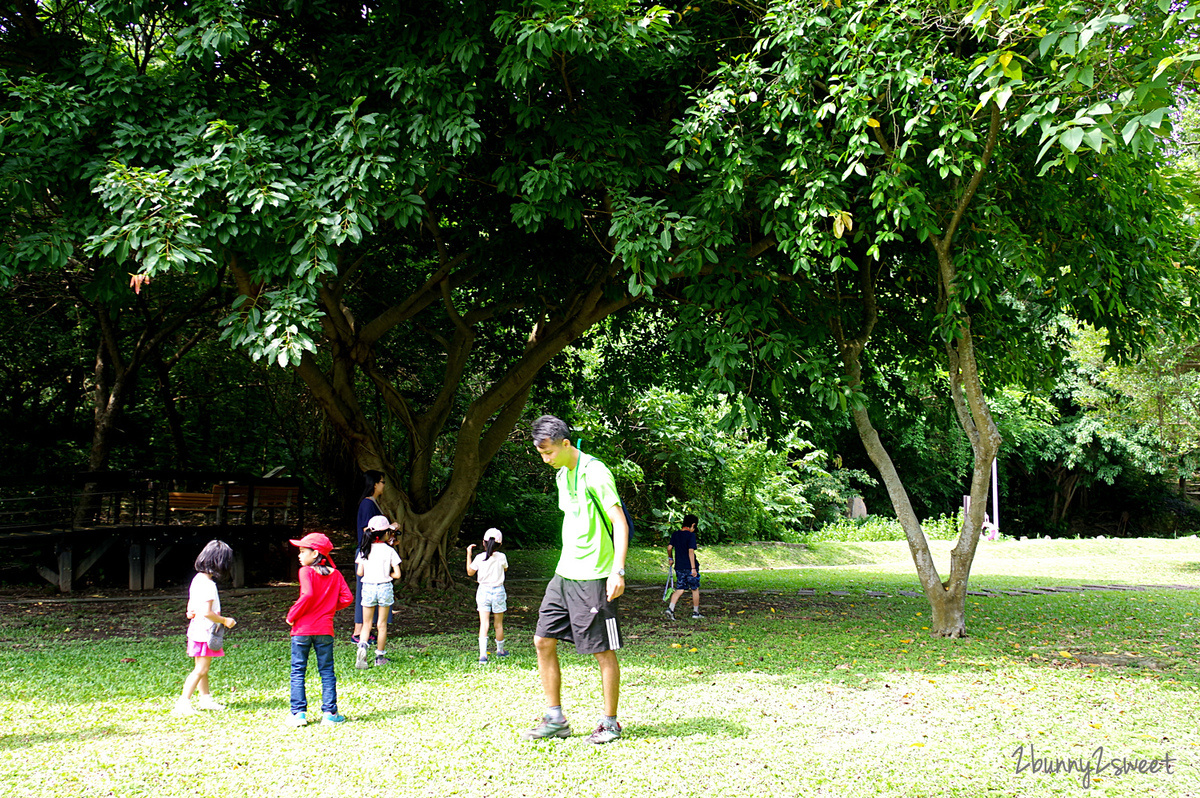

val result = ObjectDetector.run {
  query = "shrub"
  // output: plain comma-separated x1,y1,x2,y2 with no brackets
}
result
808,511,965,542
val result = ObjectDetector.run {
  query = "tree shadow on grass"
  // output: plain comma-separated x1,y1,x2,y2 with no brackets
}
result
630,717,750,739
0,725,130,751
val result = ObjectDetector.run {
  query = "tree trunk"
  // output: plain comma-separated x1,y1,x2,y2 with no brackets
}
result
282,249,632,591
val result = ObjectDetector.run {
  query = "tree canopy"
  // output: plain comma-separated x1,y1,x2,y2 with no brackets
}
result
2,0,1198,613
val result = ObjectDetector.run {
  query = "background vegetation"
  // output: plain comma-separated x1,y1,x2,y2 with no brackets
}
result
1,0,1199,593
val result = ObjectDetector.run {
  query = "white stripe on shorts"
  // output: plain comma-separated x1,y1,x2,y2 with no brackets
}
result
606,616,621,650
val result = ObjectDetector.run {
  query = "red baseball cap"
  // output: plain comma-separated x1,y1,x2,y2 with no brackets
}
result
289,532,334,555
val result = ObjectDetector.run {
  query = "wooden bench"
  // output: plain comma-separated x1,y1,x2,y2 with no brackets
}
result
169,484,301,524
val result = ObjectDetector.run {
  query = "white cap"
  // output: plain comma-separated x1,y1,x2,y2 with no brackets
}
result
366,515,391,532
483,527,502,544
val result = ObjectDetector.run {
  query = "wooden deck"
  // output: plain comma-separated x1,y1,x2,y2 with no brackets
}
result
0,471,304,592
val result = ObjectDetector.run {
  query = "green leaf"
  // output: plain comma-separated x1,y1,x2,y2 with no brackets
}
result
1060,127,1084,153
1038,32,1060,58
1120,118,1140,146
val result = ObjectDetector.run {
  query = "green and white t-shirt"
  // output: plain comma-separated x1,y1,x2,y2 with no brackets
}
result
554,454,621,580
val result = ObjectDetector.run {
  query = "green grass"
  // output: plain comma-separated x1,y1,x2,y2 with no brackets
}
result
4,539,1200,797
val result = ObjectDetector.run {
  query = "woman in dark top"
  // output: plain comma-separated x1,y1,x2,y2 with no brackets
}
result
353,470,397,641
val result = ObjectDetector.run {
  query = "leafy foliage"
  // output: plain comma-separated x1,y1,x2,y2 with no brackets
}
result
810,511,965,543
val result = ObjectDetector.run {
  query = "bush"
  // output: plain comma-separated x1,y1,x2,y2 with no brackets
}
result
808,511,964,542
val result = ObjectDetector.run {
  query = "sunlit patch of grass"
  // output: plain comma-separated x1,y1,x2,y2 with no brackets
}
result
3,538,1200,797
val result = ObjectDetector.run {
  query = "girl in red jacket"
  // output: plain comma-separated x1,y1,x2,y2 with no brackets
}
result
286,532,353,726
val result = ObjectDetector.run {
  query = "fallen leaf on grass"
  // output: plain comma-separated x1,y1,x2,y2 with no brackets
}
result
121,658,136,663
1059,650,1073,658
671,643,682,648
688,648,698,653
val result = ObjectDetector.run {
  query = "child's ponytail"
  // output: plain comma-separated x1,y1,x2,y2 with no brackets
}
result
481,527,503,560
359,515,393,562
358,529,385,562
313,552,335,576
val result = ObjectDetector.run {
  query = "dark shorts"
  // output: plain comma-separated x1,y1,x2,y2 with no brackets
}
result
534,575,622,655
675,569,701,591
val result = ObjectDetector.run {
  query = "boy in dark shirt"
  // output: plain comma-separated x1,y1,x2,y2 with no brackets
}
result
665,514,702,620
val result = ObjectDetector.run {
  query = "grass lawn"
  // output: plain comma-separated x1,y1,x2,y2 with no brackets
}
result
3,537,1200,797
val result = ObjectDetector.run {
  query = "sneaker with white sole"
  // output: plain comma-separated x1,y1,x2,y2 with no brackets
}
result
171,699,196,716
322,712,347,725
287,711,308,727
691,611,704,619
520,714,571,740
355,644,371,670
195,695,226,711
586,721,622,744
664,608,675,620
374,653,388,667
477,656,488,666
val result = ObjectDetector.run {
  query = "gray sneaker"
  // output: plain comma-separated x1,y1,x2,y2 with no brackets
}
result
355,645,371,669
664,608,675,620
691,611,704,619
520,715,572,740
586,721,622,744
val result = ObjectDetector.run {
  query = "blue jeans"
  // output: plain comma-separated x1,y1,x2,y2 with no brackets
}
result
290,635,337,715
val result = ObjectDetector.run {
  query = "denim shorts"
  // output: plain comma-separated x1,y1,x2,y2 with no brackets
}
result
361,581,395,608
476,585,507,614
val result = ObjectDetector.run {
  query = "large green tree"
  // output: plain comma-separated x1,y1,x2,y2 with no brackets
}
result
0,1,753,584
642,0,1200,635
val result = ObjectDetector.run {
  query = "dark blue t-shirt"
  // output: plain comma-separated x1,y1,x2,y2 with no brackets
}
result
357,497,382,545
670,528,698,572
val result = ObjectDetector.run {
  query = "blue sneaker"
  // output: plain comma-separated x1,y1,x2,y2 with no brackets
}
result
287,711,307,727
322,712,347,725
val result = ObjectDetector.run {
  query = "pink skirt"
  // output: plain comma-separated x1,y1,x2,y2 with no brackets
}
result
186,640,225,658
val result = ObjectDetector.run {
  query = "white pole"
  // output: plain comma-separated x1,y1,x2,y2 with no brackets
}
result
991,456,1000,532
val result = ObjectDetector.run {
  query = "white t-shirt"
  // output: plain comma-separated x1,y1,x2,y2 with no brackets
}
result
470,552,508,587
186,573,220,643
357,542,401,584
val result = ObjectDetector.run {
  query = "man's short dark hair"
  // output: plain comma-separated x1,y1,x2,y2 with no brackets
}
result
532,415,571,445
682,514,699,529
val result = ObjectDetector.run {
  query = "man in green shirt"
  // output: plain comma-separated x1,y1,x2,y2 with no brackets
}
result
522,415,629,744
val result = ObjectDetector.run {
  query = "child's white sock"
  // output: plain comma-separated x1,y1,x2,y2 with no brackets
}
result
668,602,676,611
478,635,488,659
496,638,506,654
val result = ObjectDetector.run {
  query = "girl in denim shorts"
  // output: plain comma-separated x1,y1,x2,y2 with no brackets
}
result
355,516,402,669
466,528,508,665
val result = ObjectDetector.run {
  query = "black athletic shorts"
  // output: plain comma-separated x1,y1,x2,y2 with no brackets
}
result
534,574,622,655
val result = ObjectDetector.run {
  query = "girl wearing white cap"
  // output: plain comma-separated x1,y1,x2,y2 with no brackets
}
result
466,528,508,664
